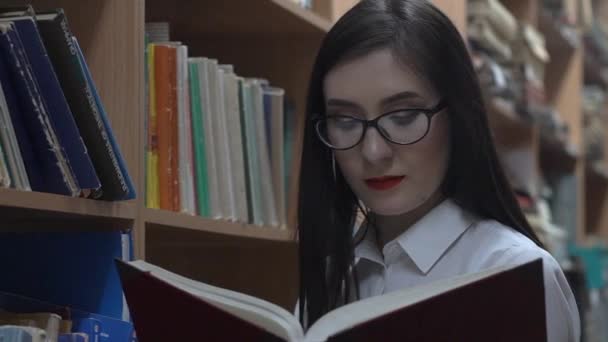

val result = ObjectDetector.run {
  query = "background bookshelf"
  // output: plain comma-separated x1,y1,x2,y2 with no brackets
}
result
2,0,608,325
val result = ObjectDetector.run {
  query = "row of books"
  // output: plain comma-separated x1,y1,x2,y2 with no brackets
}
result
0,6,134,200
0,229,136,341
0,311,124,342
144,23,295,228
0,297,135,342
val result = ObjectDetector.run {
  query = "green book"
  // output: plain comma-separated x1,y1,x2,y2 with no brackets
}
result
240,80,263,225
188,60,210,217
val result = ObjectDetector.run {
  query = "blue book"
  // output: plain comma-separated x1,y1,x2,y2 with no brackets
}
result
72,312,135,342
36,10,132,201
0,35,41,191
0,14,100,192
72,37,135,200
0,231,127,319
0,291,136,341
0,21,77,195
71,317,101,342
58,333,89,342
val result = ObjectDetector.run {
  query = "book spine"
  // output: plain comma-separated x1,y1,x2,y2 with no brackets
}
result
0,141,11,188
241,81,263,225
216,67,236,220
200,59,222,219
37,11,128,200
222,70,248,223
155,44,176,211
236,78,253,223
0,22,77,196
11,17,99,191
169,47,180,212
189,59,210,217
177,45,195,215
146,43,160,208
251,81,278,227
0,80,29,190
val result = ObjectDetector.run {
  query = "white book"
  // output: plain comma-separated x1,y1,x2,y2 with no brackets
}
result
206,60,233,220
0,326,46,342
240,80,263,225
0,81,30,191
220,66,249,223
215,67,237,221
251,80,279,227
195,58,222,219
176,45,196,215
263,86,286,228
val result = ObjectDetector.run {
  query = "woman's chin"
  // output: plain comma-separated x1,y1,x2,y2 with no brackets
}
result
365,201,415,217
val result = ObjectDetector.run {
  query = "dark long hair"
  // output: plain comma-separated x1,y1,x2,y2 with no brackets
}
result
297,0,542,328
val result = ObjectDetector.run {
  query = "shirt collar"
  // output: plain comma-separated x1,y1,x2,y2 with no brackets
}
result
354,199,476,274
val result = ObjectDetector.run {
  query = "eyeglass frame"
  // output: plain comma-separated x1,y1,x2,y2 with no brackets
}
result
312,100,447,150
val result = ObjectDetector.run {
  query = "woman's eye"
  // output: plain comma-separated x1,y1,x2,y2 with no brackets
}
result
389,111,419,126
331,117,359,130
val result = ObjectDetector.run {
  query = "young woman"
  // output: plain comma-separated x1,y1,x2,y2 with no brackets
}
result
297,0,580,340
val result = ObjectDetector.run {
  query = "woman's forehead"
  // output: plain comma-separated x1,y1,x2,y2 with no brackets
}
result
323,49,438,104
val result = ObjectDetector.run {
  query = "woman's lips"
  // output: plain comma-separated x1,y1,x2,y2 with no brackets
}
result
364,175,406,191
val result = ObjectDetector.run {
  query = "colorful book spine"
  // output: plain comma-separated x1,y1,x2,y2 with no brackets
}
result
240,80,263,225
154,44,179,211
146,43,160,209
199,58,221,219
177,45,196,215
188,59,210,217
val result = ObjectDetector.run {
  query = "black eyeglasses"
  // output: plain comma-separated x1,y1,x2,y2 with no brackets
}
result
313,100,446,150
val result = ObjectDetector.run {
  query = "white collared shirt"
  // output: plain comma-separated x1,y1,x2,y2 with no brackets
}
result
354,199,580,342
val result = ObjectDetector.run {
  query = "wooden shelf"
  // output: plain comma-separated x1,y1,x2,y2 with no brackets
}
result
146,0,331,38
143,208,295,242
0,188,136,232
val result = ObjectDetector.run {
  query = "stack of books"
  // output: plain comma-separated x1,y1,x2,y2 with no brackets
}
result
0,6,134,201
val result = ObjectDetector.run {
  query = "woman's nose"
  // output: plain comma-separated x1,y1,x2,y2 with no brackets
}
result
360,127,393,164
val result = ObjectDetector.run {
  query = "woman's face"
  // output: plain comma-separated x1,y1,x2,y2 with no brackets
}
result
323,49,450,216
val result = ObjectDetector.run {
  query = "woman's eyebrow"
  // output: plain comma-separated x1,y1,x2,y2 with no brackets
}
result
380,91,425,107
325,98,363,110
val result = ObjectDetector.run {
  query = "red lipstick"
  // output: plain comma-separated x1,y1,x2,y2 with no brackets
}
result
365,176,405,190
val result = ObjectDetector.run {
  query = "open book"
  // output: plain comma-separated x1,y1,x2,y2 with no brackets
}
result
116,258,546,341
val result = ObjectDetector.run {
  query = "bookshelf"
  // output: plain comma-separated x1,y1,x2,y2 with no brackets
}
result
3,0,607,312
143,208,294,242
0,188,136,232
